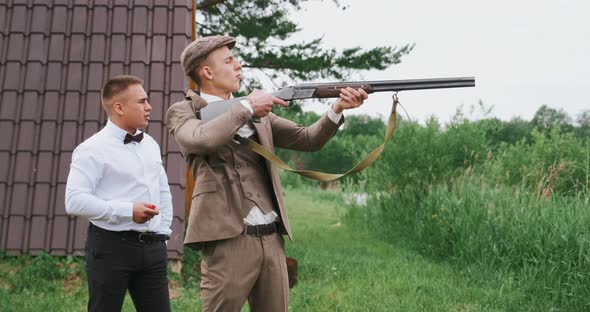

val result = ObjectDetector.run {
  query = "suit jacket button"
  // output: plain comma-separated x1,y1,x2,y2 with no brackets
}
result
242,177,248,182
246,193,252,198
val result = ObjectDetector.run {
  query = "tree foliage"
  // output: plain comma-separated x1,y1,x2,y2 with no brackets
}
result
531,105,574,133
196,0,413,90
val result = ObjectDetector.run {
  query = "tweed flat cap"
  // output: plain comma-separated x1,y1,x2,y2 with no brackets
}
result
180,35,237,81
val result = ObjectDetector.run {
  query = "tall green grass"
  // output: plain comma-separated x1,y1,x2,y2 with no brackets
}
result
349,117,590,310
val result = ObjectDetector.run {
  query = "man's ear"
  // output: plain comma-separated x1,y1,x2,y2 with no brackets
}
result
202,65,214,81
112,101,124,116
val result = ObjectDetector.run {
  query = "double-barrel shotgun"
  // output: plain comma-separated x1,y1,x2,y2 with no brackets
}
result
200,77,476,122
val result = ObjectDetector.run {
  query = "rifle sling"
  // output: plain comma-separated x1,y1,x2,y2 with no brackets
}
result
242,95,399,182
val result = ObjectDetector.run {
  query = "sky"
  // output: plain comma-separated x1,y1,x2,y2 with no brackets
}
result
285,0,590,124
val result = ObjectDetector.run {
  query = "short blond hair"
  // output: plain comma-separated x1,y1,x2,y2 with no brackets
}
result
101,75,143,101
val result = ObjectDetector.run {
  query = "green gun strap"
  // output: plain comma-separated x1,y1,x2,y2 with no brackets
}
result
244,95,399,182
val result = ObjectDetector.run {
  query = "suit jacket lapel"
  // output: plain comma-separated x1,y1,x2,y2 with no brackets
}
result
252,119,271,149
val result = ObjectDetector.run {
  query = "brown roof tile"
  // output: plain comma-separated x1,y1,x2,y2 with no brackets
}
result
24,62,45,91
50,7,68,33
48,35,65,61
35,152,55,182
0,122,13,152
6,216,25,251
16,121,36,151
173,7,190,35
91,7,109,34
149,63,165,91
149,91,164,120
151,35,167,62
1,0,191,259
0,91,18,120
169,184,185,217
147,121,164,145
10,184,30,215
10,5,27,33
131,35,147,61
14,152,33,183
71,6,88,34
152,7,168,34
54,184,67,214
132,7,149,34
69,35,86,62
84,92,102,119
32,184,52,214
0,152,9,182
63,92,81,121
50,216,69,250
45,63,63,90
112,7,128,34
7,34,25,61
60,122,78,151
0,184,6,214
0,6,6,31
29,216,49,250
110,35,127,61
31,6,49,34
90,34,107,62
38,122,58,151
109,62,125,77
87,65,104,91
42,92,60,119
27,34,47,62
166,153,186,188
3,62,21,90
170,63,186,89
130,62,146,79
21,92,39,121
73,217,88,253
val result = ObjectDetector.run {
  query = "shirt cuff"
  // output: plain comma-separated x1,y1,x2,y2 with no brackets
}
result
327,106,343,124
239,98,254,113
108,201,133,223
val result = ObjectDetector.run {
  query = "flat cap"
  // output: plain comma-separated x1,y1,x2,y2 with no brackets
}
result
180,35,237,81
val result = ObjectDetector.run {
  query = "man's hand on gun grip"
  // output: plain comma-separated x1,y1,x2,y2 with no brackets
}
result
247,90,289,118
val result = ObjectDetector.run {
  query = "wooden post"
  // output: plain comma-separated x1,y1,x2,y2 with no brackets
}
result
185,0,197,219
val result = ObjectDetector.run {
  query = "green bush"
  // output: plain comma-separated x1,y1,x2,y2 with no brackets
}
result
345,112,590,309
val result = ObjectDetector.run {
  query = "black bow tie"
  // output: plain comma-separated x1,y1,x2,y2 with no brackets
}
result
124,132,144,144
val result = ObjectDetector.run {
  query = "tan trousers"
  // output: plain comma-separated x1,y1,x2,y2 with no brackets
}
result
200,233,289,312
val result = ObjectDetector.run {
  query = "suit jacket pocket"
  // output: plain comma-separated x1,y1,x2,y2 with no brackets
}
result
193,180,217,197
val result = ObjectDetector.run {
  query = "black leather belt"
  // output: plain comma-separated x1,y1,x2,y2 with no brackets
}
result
244,222,280,237
89,223,170,243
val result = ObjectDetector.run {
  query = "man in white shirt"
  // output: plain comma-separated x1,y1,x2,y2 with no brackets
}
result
65,75,173,312
166,36,368,312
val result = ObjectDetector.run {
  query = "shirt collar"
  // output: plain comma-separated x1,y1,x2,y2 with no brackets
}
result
200,92,233,103
104,119,142,142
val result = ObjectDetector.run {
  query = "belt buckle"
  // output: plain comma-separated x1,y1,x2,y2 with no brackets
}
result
255,225,260,237
138,232,149,243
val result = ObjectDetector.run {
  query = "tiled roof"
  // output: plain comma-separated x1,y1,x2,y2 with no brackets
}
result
0,0,193,259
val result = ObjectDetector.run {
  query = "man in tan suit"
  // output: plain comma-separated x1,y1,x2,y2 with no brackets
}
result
166,35,368,312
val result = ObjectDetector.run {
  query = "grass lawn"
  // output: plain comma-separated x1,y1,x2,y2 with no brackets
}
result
1,188,545,311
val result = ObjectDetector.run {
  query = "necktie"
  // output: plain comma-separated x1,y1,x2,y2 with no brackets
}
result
124,132,144,144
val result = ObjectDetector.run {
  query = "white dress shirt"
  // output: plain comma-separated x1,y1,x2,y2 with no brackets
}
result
201,92,342,225
65,119,173,235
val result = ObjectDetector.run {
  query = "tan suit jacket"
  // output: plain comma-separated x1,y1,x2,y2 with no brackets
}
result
166,91,343,248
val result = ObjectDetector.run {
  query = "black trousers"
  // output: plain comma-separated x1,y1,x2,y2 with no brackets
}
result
85,224,171,312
